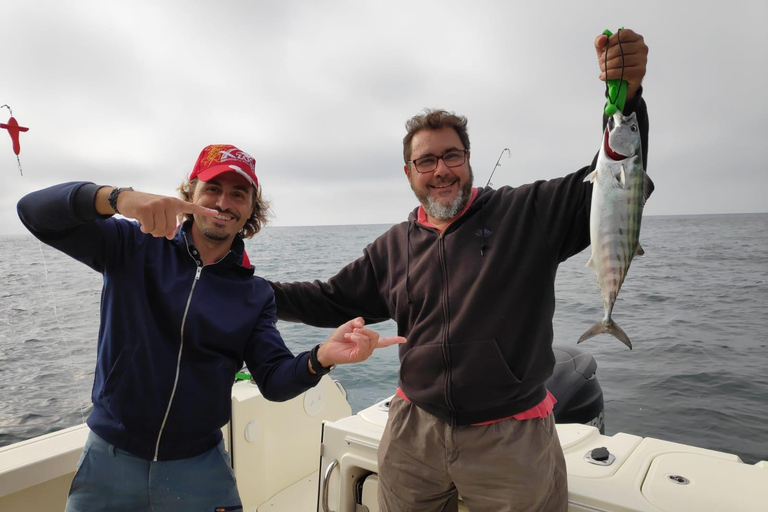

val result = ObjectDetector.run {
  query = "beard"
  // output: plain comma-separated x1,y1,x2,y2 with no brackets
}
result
201,227,231,241
411,166,474,221
198,207,241,242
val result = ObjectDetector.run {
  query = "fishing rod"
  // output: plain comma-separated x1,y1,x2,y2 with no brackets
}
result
485,147,510,188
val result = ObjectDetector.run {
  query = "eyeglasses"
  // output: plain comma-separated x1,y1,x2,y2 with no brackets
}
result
407,149,467,174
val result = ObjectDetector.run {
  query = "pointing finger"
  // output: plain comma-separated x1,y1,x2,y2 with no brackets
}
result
192,204,219,218
177,201,218,218
377,336,407,348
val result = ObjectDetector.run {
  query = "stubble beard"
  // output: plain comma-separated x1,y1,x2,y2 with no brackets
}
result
199,207,242,242
201,227,231,242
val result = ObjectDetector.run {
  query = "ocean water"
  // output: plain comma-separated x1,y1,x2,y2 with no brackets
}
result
1,214,766,464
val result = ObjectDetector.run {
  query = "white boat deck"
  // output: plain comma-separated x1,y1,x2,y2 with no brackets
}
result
258,471,318,511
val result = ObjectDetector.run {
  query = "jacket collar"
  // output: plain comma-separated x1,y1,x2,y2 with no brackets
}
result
175,220,255,275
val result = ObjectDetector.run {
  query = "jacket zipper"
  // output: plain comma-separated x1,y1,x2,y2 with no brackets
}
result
153,263,202,461
152,232,236,461
437,232,456,424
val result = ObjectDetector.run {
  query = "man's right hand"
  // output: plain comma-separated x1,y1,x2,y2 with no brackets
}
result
96,187,218,240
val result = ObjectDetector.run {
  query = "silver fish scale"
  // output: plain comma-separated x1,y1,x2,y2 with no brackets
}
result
594,159,644,303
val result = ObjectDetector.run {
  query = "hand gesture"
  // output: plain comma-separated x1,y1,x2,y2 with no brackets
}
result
315,317,406,369
595,28,648,101
102,188,218,240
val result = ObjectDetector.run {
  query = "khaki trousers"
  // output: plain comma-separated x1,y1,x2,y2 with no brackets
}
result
377,396,567,512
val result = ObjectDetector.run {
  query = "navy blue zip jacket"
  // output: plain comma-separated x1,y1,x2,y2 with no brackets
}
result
17,182,321,460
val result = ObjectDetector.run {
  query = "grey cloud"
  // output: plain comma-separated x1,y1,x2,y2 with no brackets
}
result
2,1,767,236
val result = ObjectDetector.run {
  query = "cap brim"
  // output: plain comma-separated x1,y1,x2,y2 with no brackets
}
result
194,164,257,189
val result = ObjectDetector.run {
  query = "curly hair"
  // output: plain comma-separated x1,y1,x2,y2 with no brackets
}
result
177,179,271,239
403,109,470,163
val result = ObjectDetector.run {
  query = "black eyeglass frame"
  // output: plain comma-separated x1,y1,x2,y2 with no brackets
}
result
407,149,468,174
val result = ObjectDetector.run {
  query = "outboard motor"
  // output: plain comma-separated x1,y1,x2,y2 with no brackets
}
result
547,345,604,433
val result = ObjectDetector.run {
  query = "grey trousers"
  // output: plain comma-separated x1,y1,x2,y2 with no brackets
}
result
377,396,567,512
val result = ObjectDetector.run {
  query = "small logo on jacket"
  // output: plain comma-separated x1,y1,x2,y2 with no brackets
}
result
475,228,493,238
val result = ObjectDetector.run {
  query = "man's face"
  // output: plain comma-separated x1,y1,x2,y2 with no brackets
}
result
404,127,473,222
190,172,254,243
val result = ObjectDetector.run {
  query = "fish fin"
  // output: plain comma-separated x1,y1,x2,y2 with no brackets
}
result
585,256,594,268
577,322,605,344
578,320,633,349
643,174,655,204
584,169,598,183
619,165,627,188
636,243,645,256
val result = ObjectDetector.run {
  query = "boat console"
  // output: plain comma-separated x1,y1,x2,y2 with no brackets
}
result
317,398,768,512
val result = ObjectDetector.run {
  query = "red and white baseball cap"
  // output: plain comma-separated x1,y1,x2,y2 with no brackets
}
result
189,144,258,190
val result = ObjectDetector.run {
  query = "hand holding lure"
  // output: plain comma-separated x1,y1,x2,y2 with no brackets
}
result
602,28,627,116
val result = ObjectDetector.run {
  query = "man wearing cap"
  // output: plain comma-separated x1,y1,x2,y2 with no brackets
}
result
17,143,405,512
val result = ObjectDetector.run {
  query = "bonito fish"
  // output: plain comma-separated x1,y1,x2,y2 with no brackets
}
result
579,111,654,349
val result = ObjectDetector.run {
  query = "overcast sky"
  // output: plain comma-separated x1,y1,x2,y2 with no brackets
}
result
3,1,766,235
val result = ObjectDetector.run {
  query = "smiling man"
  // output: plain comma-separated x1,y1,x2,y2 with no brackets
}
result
405,123,474,228
16,143,405,512
403,119,475,231
269,29,650,512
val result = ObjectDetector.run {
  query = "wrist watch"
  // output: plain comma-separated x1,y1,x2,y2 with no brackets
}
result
309,344,335,375
107,187,133,215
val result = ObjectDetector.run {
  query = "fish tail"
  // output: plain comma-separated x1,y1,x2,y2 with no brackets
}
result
578,320,633,350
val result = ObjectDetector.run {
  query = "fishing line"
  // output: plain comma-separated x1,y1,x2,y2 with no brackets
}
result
37,241,87,425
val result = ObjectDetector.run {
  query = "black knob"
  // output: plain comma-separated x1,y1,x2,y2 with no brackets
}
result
591,446,610,461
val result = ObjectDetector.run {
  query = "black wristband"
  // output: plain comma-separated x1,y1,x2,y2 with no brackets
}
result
309,344,335,376
107,187,133,215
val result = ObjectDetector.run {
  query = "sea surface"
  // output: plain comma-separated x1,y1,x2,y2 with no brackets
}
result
1,214,767,464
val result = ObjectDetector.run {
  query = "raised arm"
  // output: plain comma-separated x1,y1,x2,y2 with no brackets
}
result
95,186,218,239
